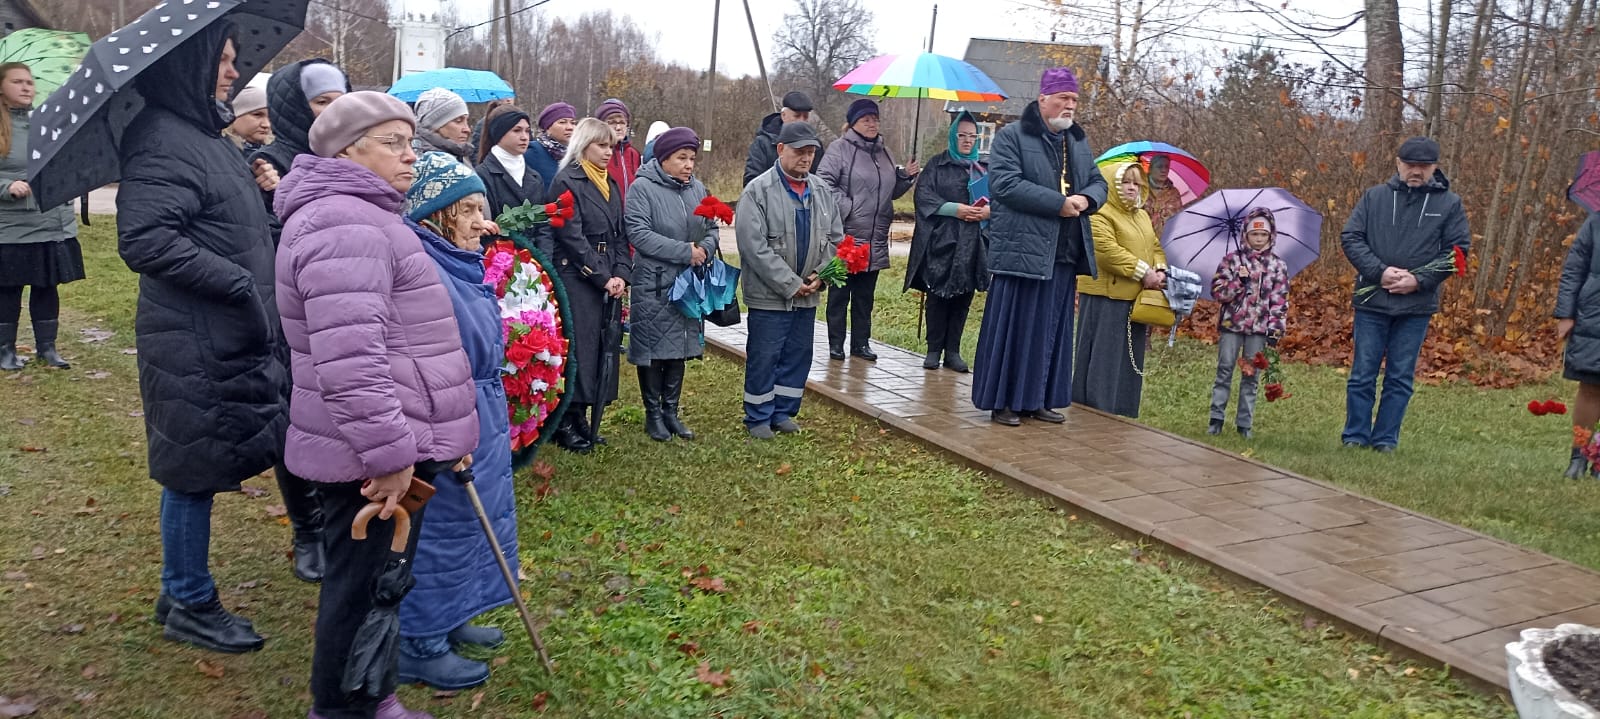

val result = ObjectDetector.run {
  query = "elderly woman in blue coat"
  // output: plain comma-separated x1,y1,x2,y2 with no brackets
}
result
396,152,520,690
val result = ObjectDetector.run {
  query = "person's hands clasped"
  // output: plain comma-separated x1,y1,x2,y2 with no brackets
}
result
1141,269,1167,290
690,245,709,267
362,465,415,520
1058,195,1089,218
251,159,279,193
1559,318,1576,341
604,277,626,298
6,180,29,199
794,274,823,298
1387,270,1420,295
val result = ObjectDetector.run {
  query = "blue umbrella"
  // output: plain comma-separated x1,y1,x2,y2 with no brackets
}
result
1160,187,1323,301
388,67,513,103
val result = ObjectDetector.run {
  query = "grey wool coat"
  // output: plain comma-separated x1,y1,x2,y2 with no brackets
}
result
623,160,720,366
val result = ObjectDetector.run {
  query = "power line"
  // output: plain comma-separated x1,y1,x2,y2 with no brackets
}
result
994,0,1371,58
446,0,556,38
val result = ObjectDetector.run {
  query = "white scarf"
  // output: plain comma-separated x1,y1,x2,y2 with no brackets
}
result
491,145,526,187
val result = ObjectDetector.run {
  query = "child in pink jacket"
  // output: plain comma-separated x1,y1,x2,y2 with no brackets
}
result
1209,207,1290,438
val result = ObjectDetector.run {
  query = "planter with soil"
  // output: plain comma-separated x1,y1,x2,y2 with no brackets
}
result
1507,624,1600,719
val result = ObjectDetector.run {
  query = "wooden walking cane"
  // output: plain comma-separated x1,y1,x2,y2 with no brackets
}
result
436,461,556,674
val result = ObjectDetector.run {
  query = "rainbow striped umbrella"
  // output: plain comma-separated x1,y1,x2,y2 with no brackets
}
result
833,52,1008,102
1096,141,1211,204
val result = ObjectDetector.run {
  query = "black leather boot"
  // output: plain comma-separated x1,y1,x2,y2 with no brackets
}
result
276,465,325,582
0,323,24,371
162,593,265,654
1566,445,1590,479
573,405,606,446
32,320,69,369
639,364,671,442
660,360,695,440
554,411,593,453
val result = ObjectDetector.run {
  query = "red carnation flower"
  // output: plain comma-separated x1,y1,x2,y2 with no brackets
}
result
550,216,566,229
1453,246,1468,276
1529,400,1549,416
557,190,575,207
1252,352,1270,370
1264,382,1290,402
543,203,558,214
1545,400,1569,415
1237,356,1256,378
560,206,575,219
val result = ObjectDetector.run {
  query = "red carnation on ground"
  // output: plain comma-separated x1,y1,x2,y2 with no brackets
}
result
1547,400,1569,415
1529,400,1549,416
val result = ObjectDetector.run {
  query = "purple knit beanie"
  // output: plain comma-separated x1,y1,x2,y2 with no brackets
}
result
1039,67,1080,95
651,127,700,163
594,98,630,122
537,102,576,131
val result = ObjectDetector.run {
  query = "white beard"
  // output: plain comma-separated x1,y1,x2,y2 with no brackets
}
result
1048,117,1075,131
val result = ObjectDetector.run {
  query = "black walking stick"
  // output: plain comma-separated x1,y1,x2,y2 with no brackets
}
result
415,459,554,674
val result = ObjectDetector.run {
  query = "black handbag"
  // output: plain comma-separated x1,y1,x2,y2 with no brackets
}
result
704,243,741,327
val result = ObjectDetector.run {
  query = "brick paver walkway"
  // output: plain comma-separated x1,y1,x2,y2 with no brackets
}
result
705,322,1600,690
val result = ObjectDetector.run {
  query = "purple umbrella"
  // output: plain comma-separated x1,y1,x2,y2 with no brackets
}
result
1568,151,1600,213
1160,187,1323,301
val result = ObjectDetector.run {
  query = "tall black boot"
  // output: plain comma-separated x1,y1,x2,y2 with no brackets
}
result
660,360,695,440
0,323,23,371
276,464,325,582
943,293,972,373
555,407,594,453
639,364,671,442
924,296,947,370
573,404,607,446
32,319,69,369
1566,445,1590,480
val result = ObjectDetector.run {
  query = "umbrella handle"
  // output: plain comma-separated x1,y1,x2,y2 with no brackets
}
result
351,504,412,553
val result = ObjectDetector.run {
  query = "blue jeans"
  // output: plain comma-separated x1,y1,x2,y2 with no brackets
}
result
160,488,216,605
744,307,815,427
1343,310,1432,448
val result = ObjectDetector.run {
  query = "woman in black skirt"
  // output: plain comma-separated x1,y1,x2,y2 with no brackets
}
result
548,118,632,452
0,62,83,370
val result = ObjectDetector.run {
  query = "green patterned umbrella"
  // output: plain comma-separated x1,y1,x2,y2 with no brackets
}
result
0,29,91,108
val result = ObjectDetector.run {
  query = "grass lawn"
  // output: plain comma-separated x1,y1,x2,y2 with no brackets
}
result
0,219,1511,718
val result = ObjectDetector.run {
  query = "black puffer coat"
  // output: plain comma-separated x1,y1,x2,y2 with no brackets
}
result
1557,214,1600,377
907,148,989,298
250,59,348,242
116,22,288,493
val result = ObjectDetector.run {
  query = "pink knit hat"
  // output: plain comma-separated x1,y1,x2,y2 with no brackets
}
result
309,91,416,157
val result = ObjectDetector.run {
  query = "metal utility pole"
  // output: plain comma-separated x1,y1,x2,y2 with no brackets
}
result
910,5,937,161
705,0,720,150
501,0,514,80
742,0,777,112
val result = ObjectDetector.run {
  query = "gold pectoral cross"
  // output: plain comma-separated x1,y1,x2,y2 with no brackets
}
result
1060,142,1072,195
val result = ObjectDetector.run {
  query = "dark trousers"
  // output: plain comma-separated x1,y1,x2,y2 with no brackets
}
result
925,292,974,356
826,269,879,352
275,460,322,539
743,307,815,427
0,285,59,324
310,480,425,719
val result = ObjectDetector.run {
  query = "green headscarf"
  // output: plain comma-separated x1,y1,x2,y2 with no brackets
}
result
947,111,980,165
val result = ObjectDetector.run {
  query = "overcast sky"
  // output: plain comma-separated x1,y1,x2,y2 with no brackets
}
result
417,0,1435,79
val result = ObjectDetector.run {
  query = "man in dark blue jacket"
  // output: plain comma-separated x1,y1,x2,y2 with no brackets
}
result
970,67,1108,426
1339,136,1470,452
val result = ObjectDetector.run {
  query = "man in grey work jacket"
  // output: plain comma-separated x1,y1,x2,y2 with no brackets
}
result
1339,136,1470,452
735,122,844,439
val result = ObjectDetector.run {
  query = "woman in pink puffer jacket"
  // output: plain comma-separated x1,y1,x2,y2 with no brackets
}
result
274,91,477,719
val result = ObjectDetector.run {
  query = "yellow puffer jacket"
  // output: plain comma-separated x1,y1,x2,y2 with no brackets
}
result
1077,162,1167,300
